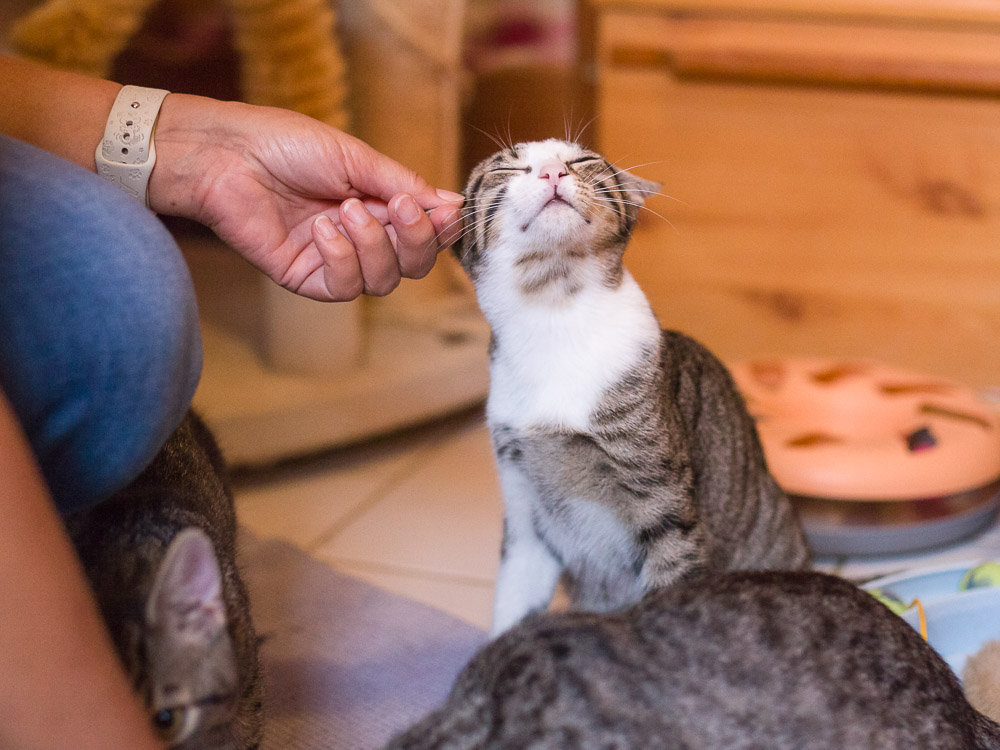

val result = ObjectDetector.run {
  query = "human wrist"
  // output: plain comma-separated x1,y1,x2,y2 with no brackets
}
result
144,92,208,218
145,93,249,219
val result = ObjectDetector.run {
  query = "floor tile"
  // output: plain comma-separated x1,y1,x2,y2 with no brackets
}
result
332,560,495,630
233,431,438,549
314,416,505,582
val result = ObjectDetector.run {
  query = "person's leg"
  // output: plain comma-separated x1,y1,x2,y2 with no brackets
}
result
0,134,202,515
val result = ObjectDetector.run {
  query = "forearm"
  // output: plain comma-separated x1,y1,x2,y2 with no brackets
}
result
0,55,231,221
0,392,163,750
0,53,463,298
0,54,121,171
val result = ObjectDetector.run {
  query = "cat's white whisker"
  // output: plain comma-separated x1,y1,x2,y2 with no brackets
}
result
435,219,484,245
572,114,598,145
469,122,516,155
592,186,687,207
604,159,665,176
590,195,678,233
503,114,516,157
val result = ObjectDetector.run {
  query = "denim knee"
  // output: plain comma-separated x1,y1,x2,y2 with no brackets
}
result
0,135,202,514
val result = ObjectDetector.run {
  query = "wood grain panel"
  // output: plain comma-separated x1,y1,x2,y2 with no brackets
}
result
591,5,1000,387
589,0,1000,27
600,9,1000,93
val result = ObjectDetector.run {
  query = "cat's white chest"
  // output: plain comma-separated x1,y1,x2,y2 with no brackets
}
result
485,274,659,431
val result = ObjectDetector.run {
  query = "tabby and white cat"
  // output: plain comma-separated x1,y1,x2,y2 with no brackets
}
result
454,139,809,635
385,570,1000,750
66,412,263,749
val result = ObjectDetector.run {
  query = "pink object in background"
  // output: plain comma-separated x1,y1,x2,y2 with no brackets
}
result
731,357,1000,501
464,0,577,72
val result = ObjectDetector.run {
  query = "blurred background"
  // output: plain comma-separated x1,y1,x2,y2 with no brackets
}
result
4,0,1000,465
2,0,591,464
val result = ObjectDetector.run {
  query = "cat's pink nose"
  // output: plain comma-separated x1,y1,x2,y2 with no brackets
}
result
538,160,568,186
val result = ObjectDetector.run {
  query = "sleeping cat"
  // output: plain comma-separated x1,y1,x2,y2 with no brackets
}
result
66,412,263,750
384,570,1000,749
453,139,809,635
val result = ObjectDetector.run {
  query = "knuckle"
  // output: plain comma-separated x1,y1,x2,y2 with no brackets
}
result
366,275,400,297
326,271,365,302
342,280,366,300
400,238,437,277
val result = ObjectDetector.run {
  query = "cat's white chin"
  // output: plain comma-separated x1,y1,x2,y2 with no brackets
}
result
518,200,590,237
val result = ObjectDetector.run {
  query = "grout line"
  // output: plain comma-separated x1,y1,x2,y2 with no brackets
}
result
302,430,457,554
328,557,496,589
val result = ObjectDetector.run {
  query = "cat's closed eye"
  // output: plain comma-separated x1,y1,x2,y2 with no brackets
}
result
488,166,531,175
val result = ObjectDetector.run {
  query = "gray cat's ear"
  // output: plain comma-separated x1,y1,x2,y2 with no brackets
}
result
618,172,661,207
147,528,226,640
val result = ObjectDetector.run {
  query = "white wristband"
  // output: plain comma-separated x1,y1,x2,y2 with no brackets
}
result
95,85,170,208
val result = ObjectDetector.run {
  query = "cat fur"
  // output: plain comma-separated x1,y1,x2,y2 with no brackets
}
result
385,570,1000,750
66,412,263,750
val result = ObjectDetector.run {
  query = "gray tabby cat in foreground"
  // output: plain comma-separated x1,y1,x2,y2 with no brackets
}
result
385,570,1000,749
454,139,809,635
66,412,263,750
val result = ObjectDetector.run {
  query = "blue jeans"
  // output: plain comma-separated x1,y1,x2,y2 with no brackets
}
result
0,135,202,515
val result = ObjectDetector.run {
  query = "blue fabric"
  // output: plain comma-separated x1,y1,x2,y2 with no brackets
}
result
0,134,202,514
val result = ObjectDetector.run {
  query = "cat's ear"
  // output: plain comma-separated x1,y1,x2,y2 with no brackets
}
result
147,528,226,641
618,172,661,207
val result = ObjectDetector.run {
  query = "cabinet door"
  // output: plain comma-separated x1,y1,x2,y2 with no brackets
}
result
592,6,1000,387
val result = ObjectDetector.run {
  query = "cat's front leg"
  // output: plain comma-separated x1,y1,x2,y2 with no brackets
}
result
637,511,709,592
492,524,562,637
491,463,562,637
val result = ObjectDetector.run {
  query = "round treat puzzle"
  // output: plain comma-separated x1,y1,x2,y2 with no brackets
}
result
731,358,1000,555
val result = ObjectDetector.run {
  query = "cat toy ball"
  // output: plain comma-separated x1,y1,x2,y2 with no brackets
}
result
960,561,1000,590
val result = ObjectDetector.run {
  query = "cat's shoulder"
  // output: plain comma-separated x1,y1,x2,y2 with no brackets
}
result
639,570,896,626
656,327,745,390
659,328,725,365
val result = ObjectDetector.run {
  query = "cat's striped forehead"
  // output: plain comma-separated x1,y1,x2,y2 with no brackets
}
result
473,139,600,175
455,139,658,294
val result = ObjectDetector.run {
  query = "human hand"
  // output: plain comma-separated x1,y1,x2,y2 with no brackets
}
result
149,94,463,301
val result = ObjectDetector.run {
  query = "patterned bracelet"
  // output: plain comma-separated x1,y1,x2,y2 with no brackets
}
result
95,85,170,208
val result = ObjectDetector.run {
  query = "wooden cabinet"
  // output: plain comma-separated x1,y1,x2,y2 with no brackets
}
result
584,0,1000,387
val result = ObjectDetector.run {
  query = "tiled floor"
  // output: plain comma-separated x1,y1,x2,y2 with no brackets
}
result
232,399,1000,634
232,406,504,630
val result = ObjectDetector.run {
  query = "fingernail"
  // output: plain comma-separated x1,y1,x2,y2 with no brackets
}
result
436,189,464,204
342,198,366,224
394,194,421,225
314,215,337,240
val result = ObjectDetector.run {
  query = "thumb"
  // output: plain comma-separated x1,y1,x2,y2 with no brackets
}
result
343,136,463,212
